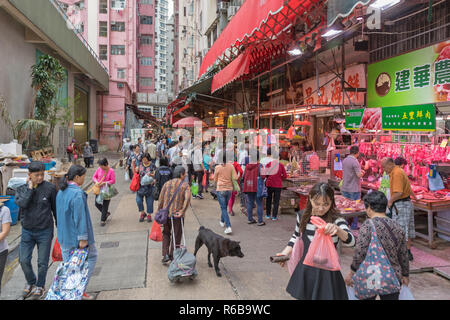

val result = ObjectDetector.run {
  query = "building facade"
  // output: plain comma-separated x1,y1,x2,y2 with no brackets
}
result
0,0,108,156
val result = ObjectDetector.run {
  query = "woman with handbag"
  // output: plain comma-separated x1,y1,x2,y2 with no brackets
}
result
92,158,116,227
345,191,409,300
227,156,243,216
136,153,156,223
275,183,355,300
242,152,265,226
56,165,97,300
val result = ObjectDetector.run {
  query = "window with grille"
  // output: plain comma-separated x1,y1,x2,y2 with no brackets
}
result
99,45,108,60
140,77,153,87
140,16,153,25
111,0,126,10
111,22,125,31
117,68,126,79
111,45,125,55
99,0,108,13
140,0,153,4
140,35,153,45
140,57,153,66
99,21,108,37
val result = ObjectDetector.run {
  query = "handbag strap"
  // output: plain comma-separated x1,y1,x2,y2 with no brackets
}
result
378,217,400,248
165,180,184,211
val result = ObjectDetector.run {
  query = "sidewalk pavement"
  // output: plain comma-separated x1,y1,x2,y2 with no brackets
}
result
1,152,122,292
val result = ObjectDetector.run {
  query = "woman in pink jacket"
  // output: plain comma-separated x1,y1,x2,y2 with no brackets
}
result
93,158,116,226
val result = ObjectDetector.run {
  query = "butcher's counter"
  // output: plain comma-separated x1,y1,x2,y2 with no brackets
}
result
411,198,450,249
286,186,367,218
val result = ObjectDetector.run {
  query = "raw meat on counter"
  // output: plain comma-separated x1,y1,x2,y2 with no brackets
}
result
335,195,366,213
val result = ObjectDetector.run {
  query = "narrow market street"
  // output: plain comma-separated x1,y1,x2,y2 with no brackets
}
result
2,161,450,300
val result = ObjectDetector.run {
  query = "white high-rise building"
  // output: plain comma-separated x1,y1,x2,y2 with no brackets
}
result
155,0,169,92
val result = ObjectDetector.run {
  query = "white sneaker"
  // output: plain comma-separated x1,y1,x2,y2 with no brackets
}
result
224,227,232,234
219,221,225,228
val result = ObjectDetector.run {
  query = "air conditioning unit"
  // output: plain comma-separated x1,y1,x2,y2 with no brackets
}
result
227,6,239,20
117,82,124,88
218,1,229,12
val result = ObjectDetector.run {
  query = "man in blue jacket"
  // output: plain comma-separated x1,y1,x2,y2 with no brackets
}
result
15,161,57,300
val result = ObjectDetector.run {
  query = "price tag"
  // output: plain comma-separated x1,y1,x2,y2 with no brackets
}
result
441,139,448,148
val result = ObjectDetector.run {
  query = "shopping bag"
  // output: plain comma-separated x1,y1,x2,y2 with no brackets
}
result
303,216,341,271
209,172,214,180
149,222,163,242
124,171,130,181
287,236,304,276
45,248,89,300
202,172,207,187
191,182,199,196
232,178,240,192
399,285,415,300
346,286,359,300
129,172,140,192
352,219,401,300
51,238,63,262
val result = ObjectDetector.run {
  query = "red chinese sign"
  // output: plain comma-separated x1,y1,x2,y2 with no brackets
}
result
302,64,366,106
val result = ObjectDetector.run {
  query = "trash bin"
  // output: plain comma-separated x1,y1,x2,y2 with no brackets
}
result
0,195,19,225
89,139,98,153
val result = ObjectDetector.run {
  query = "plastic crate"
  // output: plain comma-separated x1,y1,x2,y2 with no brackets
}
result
0,196,19,225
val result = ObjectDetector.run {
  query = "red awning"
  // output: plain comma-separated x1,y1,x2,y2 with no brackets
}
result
211,50,251,93
165,97,187,124
198,0,324,79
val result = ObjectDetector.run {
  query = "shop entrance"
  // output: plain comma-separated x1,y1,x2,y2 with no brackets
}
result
74,86,89,145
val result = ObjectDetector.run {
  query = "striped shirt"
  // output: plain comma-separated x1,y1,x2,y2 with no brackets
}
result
157,178,191,217
288,214,355,248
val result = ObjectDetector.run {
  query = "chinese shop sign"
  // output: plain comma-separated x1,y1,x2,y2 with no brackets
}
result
368,41,450,107
302,64,366,106
381,104,435,131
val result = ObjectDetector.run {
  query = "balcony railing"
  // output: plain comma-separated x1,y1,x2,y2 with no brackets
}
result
49,0,109,74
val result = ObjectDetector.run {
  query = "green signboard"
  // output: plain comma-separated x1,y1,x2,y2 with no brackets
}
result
381,104,435,131
368,41,450,108
345,108,364,130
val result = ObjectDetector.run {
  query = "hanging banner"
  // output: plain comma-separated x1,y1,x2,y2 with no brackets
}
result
302,64,366,106
381,104,435,131
345,108,381,130
368,41,450,107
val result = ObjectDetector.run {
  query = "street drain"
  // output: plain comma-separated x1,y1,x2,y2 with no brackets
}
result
100,241,120,249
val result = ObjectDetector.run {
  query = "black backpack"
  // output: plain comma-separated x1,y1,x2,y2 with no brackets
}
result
153,166,173,200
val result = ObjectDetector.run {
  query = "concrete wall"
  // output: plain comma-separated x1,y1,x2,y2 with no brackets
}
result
0,8,36,143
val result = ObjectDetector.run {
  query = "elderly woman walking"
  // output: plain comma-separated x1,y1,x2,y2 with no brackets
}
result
345,191,409,300
158,166,191,264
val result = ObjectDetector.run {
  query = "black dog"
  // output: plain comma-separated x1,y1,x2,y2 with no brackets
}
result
193,226,244,277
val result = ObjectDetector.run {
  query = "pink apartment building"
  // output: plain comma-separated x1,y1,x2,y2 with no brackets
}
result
58,0,156,150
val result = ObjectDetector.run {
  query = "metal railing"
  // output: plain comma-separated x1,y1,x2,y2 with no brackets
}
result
49,0,109,74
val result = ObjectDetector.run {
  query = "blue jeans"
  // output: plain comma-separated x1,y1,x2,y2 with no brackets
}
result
136,191,154,214
217,191,232,228
341,191,360,228
61,244,98,290
341,191,361,200
246,192,264,223
19,227,53,288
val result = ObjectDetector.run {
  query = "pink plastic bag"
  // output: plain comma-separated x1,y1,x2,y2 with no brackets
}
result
287,236,304,276
303,216,341,271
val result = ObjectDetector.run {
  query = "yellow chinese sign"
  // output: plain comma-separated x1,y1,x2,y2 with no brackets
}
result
381,104,435,131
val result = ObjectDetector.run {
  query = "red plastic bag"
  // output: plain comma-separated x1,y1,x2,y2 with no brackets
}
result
149,222,163,242
202,171,207,187
52,238,63,262
303,216,341,271
209,172,214,180
129,172,140,192
287,236,304,276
